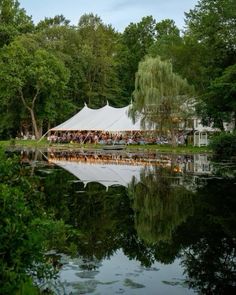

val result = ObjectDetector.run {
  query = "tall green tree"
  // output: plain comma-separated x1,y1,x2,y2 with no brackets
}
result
0,35,70,139
199,64,236,130
118,16,156,99
149,19,182,60
148,19,198,84
184,0,236,84
77,13,122,107
0,0,34,47
36,14,70,31
183,0,236,127
132,56,193,145
34,17,82,121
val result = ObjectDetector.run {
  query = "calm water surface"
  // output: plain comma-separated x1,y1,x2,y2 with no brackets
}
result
16,149,236,294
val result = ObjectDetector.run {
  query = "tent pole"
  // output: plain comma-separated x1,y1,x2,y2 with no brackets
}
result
38,129,50,143
112,133,118,146
82,131,90,144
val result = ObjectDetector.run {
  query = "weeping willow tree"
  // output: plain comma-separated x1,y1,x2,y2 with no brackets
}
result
131,56,194,145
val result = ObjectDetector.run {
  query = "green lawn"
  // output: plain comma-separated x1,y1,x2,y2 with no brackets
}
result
0,139,211,154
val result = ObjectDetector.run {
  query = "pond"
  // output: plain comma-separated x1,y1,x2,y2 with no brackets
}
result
2,148,236,294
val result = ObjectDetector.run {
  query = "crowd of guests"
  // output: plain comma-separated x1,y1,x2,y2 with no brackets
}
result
47,131,188,146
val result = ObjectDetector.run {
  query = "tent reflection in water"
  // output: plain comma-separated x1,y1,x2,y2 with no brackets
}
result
52,160,142,189
50,102,142,133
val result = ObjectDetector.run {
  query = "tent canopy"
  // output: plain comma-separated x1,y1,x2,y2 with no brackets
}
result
50,103,142,132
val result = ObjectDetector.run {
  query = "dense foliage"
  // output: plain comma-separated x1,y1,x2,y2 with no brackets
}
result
210,132,236,159
0,149,80,294
0,0,235,139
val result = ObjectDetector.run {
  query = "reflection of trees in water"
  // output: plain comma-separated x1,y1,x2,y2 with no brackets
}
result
37,166,133,260
69,183,132,260
183,237,236,294
38,166,163,267
179,177,236,294
128,163,236,293
4,149,236,294
212,161,236,179
130,166,194,244
33,157,236,293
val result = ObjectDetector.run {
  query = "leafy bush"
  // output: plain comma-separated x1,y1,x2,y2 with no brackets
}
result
0,150,52,294
210,132,236,159
0,149,79,294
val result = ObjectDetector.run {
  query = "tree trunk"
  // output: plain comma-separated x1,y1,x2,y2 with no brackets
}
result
19,89,40,139
171,129,177,147
38,121,43,138
47,121,51,137
29,108,40,139
219,119,224,131
234,111,236,132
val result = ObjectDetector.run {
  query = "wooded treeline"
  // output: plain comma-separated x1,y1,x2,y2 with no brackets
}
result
0,0,235,139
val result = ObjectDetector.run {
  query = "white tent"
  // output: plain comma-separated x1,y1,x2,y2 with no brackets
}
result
52,160,142,188
50,103,142,132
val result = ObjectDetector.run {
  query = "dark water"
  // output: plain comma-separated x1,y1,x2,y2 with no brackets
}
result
8,149,236,294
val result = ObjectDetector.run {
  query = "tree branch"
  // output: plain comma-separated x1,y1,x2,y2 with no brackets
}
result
19,89,31,111
19,88,40,111
32,87,40,108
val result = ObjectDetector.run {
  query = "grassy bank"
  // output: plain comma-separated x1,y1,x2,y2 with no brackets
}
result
0,139,211,154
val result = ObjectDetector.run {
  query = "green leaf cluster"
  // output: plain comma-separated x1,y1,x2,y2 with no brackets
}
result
0,149,80,294
210,132,236,159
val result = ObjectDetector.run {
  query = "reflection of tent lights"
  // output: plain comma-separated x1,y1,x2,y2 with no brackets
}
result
48,156,172,167
48,152,188,188
47,150,173,168
173,167,182,173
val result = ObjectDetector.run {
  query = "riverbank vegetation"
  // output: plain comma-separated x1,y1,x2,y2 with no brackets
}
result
210,132,236,160
0,148,81,294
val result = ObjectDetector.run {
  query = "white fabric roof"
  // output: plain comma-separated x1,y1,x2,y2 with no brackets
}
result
51,104,142,132
52,160,142,188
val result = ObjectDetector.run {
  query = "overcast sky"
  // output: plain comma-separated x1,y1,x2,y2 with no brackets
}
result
20,0,199,32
